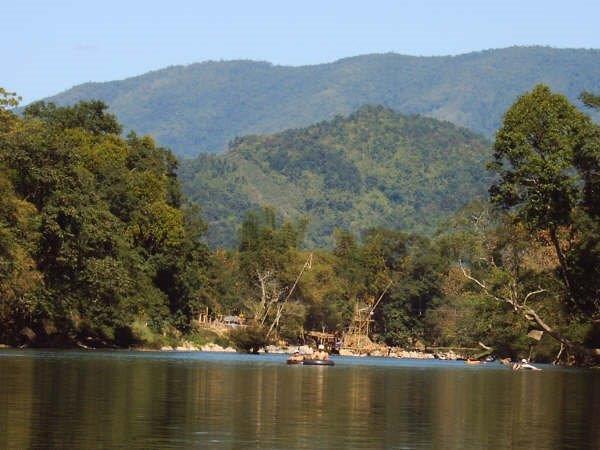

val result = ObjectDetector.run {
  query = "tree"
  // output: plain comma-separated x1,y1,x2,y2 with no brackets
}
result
229,325,271,354
0,89,45,343
483,85,600,362
237,207,306,326
330,227,443,347
0,88,20,133
458,228,594,363
0,168,43,343
23,100,122,135
0,95,212,345
569,91,600,320
488,84,594,305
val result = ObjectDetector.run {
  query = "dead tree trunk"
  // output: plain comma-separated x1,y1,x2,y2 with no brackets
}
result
256,270,283,326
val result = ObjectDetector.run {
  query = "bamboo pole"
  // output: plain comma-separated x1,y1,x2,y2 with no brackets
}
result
266,253,312,338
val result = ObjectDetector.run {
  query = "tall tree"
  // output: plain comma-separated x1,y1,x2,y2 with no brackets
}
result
488,84,594,305
569,91,600,319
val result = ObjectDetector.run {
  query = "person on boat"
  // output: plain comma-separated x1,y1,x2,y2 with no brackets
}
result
314,344,329,361
465,358,482,365
288,350,304,362
500,357,542,371
518,358,542,371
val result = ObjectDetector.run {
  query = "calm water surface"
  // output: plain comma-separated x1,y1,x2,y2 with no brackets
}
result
0,350,598,449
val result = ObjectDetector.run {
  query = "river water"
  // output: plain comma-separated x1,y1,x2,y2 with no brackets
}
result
0,350,598,449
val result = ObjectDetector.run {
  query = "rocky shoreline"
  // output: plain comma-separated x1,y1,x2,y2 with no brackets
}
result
153,342,466,360
158,341,237,352
1,340,465,360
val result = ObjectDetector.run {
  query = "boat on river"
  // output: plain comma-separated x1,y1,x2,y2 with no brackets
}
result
286,358,335,366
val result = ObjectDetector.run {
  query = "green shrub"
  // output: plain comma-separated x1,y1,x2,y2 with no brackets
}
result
229,326,270,353
130,319,176,349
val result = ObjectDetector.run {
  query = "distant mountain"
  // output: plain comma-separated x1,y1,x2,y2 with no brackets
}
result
179,106,491,247
35,46,600,157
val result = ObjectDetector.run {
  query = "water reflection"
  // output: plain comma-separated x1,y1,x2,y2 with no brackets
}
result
0,351,598,449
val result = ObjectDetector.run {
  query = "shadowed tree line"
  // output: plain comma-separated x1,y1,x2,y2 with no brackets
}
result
1,86,599,364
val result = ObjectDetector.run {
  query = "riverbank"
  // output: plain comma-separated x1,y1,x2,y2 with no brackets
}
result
148,342,466,361
156,341,237,353
0,338,468,360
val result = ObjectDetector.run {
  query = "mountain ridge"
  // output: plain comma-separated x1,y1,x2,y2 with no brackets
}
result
33,46,600,157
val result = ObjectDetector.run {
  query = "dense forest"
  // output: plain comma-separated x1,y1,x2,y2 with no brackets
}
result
37,47,600,156
0,90,212,347
180,107,491,247
1,85,599,365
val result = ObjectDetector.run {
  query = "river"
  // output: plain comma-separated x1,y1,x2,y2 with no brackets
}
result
0,350,598,449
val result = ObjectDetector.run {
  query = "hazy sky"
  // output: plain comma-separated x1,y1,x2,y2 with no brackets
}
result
3,0,600,103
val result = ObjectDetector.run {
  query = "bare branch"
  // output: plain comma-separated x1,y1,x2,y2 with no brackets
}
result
458,259,582,355
478,341,493,351
523,288,546,305
458,260,488,291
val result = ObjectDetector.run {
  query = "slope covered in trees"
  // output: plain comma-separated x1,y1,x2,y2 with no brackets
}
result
207,85,600,364
36,47,600,156
180,106,492,247
0,91,211,347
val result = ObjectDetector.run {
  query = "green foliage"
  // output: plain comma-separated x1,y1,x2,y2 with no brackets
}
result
0,88,21,133
23,100,122,135
0,98,211,345
449,84,600,360
428,206,551,357
489,85,591,230
0,168,43,342
36,47,600,157
2,81,599,363
129,319,179,349
377,235,446,346
233,208,309,332
238,206,305,284
181,106,491,248
489,84,600,319
186,328,231,348
0,88,20,109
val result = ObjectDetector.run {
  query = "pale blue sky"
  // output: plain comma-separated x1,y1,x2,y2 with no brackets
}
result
3,0,599,103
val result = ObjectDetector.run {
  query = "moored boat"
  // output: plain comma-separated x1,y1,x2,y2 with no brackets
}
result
302,359,335,366
286,358,335,366
286,358,303,365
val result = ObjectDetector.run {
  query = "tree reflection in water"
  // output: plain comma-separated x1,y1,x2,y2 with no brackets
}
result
0,351,598,449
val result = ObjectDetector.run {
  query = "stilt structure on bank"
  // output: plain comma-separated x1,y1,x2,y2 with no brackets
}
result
339,281,392,355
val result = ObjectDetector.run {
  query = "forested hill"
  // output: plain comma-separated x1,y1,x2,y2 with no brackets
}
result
0,97,211,347
179,106,491,247
35,46,600,156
